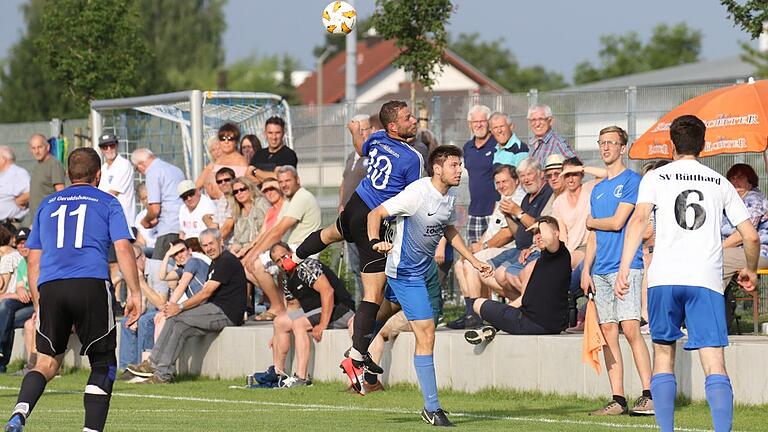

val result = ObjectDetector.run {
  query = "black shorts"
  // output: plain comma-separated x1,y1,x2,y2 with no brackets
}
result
479,301,557,335
337,192,388,273
37,278,116,357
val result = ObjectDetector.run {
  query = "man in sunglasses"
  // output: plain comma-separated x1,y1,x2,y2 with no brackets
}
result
176,180,218,252
212,167,236,243
97,134,135,227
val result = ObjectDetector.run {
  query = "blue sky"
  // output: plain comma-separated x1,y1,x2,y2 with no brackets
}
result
0,0,755,82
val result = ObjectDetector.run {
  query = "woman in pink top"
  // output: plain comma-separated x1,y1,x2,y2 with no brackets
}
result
196,123,250,198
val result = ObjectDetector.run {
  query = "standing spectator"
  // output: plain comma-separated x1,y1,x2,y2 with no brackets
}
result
240,134,261,162
581,126,652,416
27,134,65,222
177,180,218,251
212,167,236,243
462,105,498,245
131,148,185,259
489,113,529,168
0,146,30,226
197,124,249,199
134,183,158,254
527,104,576,166
97,133,135,226
248,117,298,184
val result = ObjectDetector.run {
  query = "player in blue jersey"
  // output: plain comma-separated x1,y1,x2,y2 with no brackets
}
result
294,101,423,390
4,148,141,432
368,146,492,426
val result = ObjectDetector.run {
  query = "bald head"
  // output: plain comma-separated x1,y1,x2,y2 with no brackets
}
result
28,134,49,162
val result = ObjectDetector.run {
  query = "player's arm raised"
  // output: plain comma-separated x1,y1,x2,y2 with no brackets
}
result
444,225,492,278
614,202,654,299
367,205,392,253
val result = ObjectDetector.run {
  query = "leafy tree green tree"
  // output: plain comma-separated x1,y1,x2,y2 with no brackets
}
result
449,33,566,92
372,0,454,106
721,0,768,39
574,23,702,85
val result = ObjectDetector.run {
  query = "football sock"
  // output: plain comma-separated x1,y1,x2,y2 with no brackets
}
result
13,370,48,420
84,353,117,432
612,395,627,407
351,301,379,363
651,373,676,432
414,355,440,412
296,230,326,260
466,297,478,318
705,374,733,432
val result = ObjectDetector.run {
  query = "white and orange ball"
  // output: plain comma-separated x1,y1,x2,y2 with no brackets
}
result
322,1,357,35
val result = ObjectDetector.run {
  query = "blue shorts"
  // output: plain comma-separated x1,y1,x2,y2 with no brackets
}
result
648,285,728,350
385,276,434,321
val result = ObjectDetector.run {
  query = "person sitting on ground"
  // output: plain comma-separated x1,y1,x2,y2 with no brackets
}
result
465,216,570,342
177,179,218,252
266,242,355,388
197,123,250,199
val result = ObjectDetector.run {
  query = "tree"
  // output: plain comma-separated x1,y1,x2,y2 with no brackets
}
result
449,33,566,92
573,23,702,85
721,0,768,39
372,0,454,106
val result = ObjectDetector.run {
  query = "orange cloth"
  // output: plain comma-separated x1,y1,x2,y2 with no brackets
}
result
582,297,607,375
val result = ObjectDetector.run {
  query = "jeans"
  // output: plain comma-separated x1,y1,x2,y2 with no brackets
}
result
0,299,34,368
119,308,158,369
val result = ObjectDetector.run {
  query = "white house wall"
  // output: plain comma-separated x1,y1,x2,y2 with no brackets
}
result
356,64,481,103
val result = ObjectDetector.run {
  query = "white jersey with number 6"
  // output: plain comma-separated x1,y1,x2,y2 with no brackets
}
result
637,159,749,294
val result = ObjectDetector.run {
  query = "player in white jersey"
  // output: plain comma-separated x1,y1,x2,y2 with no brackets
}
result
368,145,492,427
616,115,759,432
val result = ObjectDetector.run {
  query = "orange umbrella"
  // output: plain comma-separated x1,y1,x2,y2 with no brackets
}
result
582,293,606,375
629,78,768,160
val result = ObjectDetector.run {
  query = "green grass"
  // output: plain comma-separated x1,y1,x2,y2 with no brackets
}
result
0,370,765,431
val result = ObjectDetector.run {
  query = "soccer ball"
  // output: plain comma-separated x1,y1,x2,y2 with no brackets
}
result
322,1,357,35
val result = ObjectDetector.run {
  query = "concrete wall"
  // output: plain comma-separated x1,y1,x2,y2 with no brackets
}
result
11,326,767,404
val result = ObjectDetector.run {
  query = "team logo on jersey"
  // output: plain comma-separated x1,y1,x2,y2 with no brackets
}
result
613,185,624,198
485,151,492,157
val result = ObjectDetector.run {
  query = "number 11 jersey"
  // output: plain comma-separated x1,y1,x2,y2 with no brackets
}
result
27,184,133,286
354,130,424,210
637,159,749,294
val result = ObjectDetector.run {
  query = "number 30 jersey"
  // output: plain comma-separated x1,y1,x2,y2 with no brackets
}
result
638,159,749,294
355,130,424,210
27,184,133,285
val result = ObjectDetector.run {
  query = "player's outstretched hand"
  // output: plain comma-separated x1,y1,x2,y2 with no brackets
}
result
614,267,630,300
736,268,757,292
372,241,393,254
123,295,142,327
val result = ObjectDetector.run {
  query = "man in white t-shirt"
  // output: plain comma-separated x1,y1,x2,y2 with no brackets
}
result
616,115,759,432
176,180,218,251
97,134,135,226
134,183,158,250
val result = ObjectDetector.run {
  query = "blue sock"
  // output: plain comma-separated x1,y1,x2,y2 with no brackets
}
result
651,373,676,432
414,355,440,412
705,374,733,432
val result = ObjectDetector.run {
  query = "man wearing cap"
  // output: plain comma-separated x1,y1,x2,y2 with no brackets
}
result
0,146,30,228
177,179,218,251
542,154,566,216
0,227,33,373
97,134,135,227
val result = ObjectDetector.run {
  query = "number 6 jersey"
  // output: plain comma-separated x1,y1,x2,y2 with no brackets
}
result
26,184,133,285
354,130,424,210
637,159,749,294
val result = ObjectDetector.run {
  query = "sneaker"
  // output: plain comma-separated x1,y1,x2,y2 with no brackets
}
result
126,360,155,378
278,374,312,388
340,357,365,395
117,370,136,381
362,380,385,394
629,396,655,416
421,408,454,427
138,374,172,384
361,353,383,375
565,321,585,334
447,314,483,330
446,314,470,330
589,400,628,416
464,326,497,345
4,414,24,432
250,365,279,385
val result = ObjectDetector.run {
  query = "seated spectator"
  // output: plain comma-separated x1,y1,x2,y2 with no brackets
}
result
268,242,355,388
212,168,236,243
248,116,298,184
126,228,247,383
197,123,250,199
544,154,566,199
722,163,768,289
231,178,284,259
465,216,569,341
177,179,218,251
240,134,261,163
0,227,32,372
134,183,158,256
489,112,529,168
228,177,270,257
159,240,210,303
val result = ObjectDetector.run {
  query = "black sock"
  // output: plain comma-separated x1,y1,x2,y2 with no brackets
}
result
14,370,48,419
642,389,652,399
364,372,378,385
464,297,472,316
613,395,627,407
466,297,478,318
296,230,326,260
84,394,110,431
352,301,380,360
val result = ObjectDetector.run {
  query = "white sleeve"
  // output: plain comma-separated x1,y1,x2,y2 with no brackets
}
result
202,197,217,216
382,183,421,217
113,161,134,194
723,182,750,227
636,174,657,205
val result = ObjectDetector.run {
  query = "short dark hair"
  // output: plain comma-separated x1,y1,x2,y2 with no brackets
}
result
379,101,407,130
269,241,291,257
68,148,101,183
536,215,559,232
563,156,583,167
427,145,463,176
0,225,11,247
218,122,241,141
670,115,706,156
726,163,759,188
494,164,518,180
265,116,285,131
215,166,236,179
241,134,262,151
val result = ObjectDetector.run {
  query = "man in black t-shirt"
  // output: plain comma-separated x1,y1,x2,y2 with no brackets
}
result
247,116,298,184
126,228,247,383
267,242,355,388
464,216,570,342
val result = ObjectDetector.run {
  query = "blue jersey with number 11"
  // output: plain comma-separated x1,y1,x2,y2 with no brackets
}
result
355,130,424,210
26,184,133,285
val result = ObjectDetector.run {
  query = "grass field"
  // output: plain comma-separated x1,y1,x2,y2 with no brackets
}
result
0,369,765,431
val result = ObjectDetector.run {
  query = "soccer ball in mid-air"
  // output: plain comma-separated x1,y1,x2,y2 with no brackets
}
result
322,1,357,35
